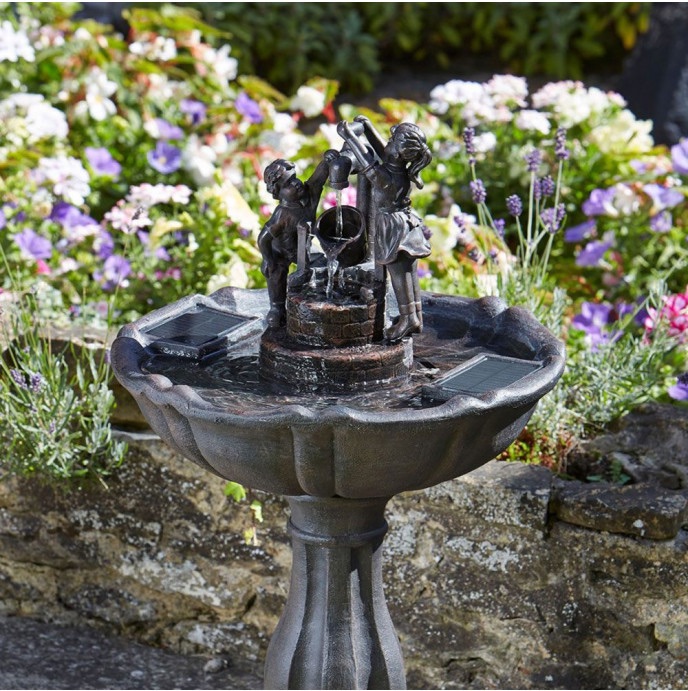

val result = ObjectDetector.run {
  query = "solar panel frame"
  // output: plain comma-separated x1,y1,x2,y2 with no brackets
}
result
423,353,543,401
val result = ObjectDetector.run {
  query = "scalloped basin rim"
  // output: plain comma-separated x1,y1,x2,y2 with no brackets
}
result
111,288,565,427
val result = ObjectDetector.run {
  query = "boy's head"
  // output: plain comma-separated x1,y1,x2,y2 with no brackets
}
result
264,159,297,199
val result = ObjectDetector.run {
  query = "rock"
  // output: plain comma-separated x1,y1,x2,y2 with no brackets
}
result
551,480,688,539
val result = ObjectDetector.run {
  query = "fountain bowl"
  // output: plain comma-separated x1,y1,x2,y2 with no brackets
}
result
111,287,565,500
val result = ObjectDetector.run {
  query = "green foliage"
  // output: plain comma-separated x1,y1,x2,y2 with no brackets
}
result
196,2,649,93
0,291,126,485
195,3,379,94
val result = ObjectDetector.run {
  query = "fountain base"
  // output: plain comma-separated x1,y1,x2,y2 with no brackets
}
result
259,265,412,393
259,330,413,393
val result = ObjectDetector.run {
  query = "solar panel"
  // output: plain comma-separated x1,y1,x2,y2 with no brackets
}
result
142,304,251,359
423,354,542,401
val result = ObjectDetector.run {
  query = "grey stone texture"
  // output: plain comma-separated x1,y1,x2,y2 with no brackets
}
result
1,407,687,689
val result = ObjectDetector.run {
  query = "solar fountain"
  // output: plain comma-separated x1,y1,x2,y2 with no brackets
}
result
111,116,565,689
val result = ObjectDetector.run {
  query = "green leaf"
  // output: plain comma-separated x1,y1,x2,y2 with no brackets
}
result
224,481,247,502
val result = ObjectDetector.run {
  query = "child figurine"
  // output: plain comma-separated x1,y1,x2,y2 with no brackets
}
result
336,116,432,341
258,152,337,327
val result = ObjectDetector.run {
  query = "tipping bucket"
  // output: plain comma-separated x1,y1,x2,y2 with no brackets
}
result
315,205,366,268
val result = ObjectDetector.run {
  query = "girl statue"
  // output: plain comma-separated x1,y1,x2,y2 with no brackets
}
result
336,116,432,341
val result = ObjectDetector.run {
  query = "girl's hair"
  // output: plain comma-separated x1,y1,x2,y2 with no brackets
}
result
390,123,432,189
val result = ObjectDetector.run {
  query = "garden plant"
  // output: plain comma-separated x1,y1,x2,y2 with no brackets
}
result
0,3,686,486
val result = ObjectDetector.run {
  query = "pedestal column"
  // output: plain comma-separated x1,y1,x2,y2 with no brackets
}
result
264,495,405,690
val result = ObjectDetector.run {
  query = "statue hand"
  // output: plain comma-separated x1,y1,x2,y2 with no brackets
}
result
337,120,352,140
353,115,370,126
323,149,339,164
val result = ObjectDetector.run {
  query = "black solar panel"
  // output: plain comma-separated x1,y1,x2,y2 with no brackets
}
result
424,354,542,400
143,305,250,358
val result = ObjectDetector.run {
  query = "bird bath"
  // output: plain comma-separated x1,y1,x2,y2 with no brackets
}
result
111,118,565,690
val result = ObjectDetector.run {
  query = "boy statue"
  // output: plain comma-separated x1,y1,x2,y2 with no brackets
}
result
258,152,337,327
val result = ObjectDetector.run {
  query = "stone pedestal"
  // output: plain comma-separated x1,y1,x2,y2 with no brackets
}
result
264,496,405,690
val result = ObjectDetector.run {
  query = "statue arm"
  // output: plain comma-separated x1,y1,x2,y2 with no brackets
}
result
353,115,386,159
306,152,336,199
336,121,375,171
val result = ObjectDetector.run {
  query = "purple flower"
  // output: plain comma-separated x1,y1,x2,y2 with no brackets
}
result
151,118,184,140
29,373,45,393
13,228,53,260
582,188,615,217
572,302,621,351
50,202,98,229
541,203,565,233
630,159,649,174
576,238,613,267
147,141,182,174
643,183,683,211
493,218,505,238
554,127,569,161
463,127,476,164
524,148,542,173
85,147,122,178
180,98,207,125
668,373,688,401
650,210,673,233
470,179,486,204
96,254,131,291
10,369,26,389
506,194,522,217
235,92,263,124
565,219,596,243
94,230,115,260
671,139,688,175
0,208,6,230
539,175,555,198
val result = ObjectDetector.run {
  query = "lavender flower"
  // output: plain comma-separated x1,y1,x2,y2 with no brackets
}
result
29,373,45,393
0,208,6,231
650,210,672,233
541,203,565,233
148,118,184,140
524,148,542,173
85,147,122,178
180,98,207,125
554,127,569,161
13,228,53,260
147,141,182,174
463,126,476,164
539,175,555,198
235,92,263,124
493,218,505,238
668,373,688,401
94,230,115,260
10,369,26,389
470,179,486,204
575,238,614,267
506,194,523,217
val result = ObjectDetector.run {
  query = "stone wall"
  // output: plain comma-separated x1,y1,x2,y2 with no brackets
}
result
0,418,687,689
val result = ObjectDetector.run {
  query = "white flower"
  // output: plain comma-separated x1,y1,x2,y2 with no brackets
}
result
587,110,654,155
207,256,250,292
515,109,551,135
25,102,69,140
290,86,326,118
0,92,44,117
318,123,343,150
181,134,218,187
104,202,151,233
485,75,528,108
197,43,238,84
0,21,35,63
130,36,177,62
83,68,117,121
610,183,641,217
35,156,91,205
473,132,497,153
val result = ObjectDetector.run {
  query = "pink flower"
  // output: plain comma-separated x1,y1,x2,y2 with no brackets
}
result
323,186,357,210
36,259,51,275
644,289,688,341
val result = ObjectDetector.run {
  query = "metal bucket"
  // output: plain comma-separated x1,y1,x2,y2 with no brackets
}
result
315,205,366,268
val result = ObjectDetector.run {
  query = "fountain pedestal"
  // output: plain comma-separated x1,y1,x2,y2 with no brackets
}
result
265,496,404,690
